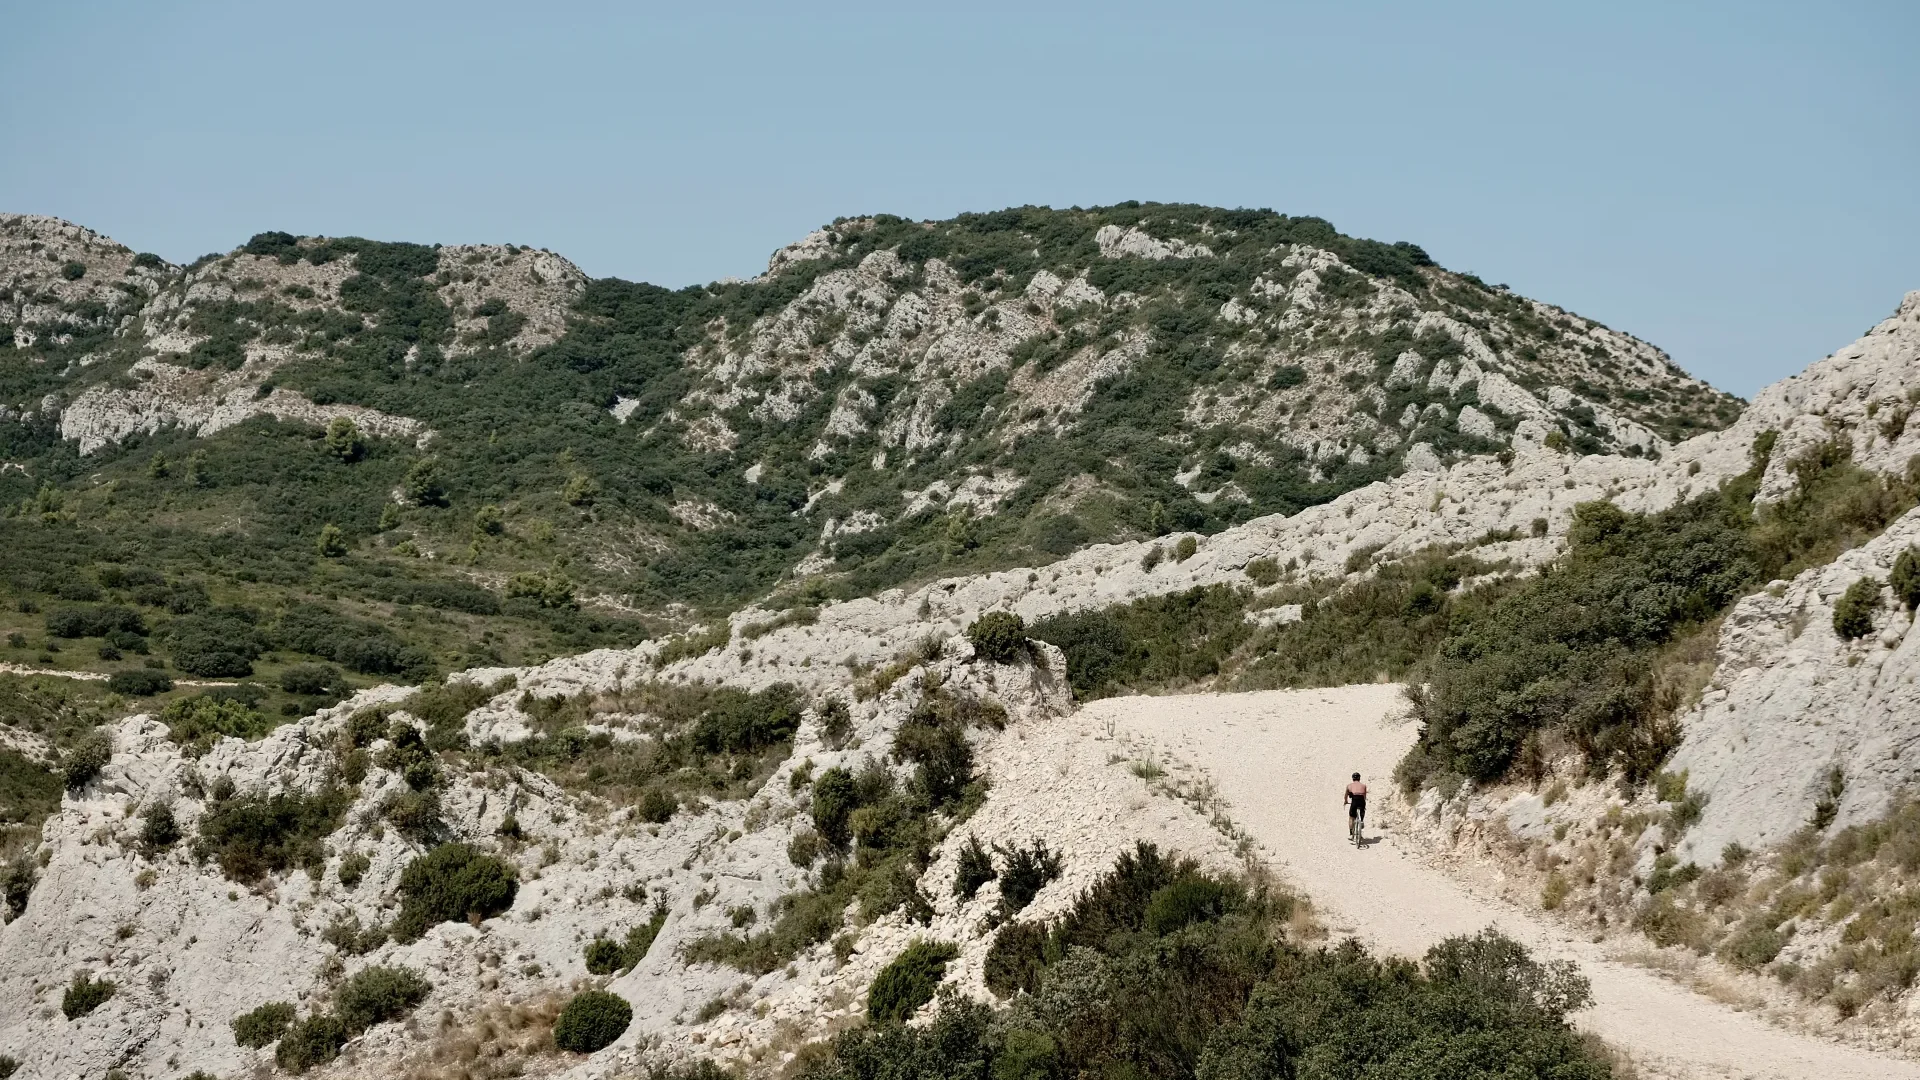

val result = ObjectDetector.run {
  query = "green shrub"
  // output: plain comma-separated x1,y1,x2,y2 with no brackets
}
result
392,843,518,942
337,851,371,887
1174,535,1198,562
275,1014,347,1072
690,683,805,756
324,417,365,462
553,989,632,1052
1143,874,1239,935
1031,585,1250,701
2,855,39,918
140,801,180,850
967,612,1028,664
194,786,350,882
867,940,959,1025
953,834,995,900
166,607,267,678
983,919,1050,998
1243,557,1280,586
1893,547,1920,611
62,730,112,790
107,668,172,696
1834,577,1881,640
163,693,275,754
1722,920,1790,970
995,839,1062,914
585,936,626,975
334,965,431,1033
623,902,670,966
812,766,859,848
232,1000,296,1047
62,972,115,1018
61,260,85,280
316,523,349,558
280,662,347,697
637,786,677,824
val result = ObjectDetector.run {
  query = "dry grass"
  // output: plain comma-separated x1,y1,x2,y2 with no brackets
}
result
401,993,567,1080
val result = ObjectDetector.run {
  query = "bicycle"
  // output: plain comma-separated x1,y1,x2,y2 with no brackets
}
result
1349,812,1365,847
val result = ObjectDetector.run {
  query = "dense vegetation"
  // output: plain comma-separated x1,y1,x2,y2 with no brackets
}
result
805,844,1610,1080
1401,433,1920,790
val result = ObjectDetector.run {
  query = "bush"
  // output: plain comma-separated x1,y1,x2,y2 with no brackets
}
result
1143,874,1239,934
337,851,371,887
140,801,180,850
232,1000,296,1047
637,786,677,824
585,936,626,975
46,604,146,639
280,662,347,697
983,919,1050,998
167,607,266,677
275,1014,347,1072
107,668,173,696
2,857,36,918
193,786,351,882
62,972,115,1018
316,523,349,558
1894,547,1920,611
867,940,959,1025
995,839,1063,913
1244,557,1280,586
163,693,274,754
334,965,431,1033
812,766,859,848
61,260,86,280
392,843,518,942
62,730,111,790
553,989,632,1052
1174,535,1198,562
953,834,995,900
967,611,1028,664
1031,585,1251,701
691,683,805,756
1834,577,1881,640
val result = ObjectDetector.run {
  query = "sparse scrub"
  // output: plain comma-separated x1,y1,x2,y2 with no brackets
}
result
61,972,115,1018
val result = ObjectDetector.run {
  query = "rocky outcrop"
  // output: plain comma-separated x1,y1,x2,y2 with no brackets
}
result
0,628,1250,1080
1668,504,1920,863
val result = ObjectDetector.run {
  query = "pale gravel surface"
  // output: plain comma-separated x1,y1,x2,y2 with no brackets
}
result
1087,685,1920,1080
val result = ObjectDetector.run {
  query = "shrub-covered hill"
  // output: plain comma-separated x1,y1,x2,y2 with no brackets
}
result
0,205,1740,688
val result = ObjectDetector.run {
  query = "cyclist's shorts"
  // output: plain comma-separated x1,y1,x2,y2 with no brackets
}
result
1348,797,1366,819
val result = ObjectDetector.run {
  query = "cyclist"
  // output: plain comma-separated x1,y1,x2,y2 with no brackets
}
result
1345,773,1368,843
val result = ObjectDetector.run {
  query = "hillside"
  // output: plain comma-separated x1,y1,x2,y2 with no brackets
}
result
10,205,1859,1080
0,207,1738,707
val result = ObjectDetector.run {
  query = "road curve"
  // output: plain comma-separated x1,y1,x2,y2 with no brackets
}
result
1086,685,1920,1080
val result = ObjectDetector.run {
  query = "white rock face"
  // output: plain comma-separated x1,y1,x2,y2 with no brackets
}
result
1093,224,1214,261
60,358,426,453
1668,505,1920,863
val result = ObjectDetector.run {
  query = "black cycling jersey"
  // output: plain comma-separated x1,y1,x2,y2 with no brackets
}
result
1347,794,1366,818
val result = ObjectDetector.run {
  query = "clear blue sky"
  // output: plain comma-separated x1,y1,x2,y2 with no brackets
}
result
3,1,1912,398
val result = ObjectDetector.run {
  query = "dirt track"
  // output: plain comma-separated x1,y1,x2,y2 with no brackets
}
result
1087,685,1920,1080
